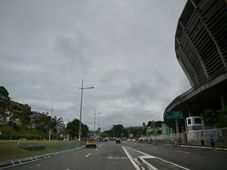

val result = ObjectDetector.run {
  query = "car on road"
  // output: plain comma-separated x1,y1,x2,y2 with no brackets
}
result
115,138,121,144
104,137,109,142
85,137,97,148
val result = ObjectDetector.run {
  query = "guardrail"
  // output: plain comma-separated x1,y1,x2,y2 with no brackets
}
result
0,145,84,169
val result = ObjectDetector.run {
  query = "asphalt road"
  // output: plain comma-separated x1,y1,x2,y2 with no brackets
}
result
5,141,227,170
124,141,227,170
6,142,135,170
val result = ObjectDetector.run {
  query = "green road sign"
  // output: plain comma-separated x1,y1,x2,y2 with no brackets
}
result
165,111,183,119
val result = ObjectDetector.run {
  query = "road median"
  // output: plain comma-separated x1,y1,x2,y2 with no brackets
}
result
0,140,84,169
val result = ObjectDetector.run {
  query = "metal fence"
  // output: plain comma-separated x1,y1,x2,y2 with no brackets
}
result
148,127,227,148
185,128,227,147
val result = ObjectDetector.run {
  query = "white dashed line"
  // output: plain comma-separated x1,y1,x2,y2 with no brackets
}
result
176,150,191,154
85,153,92,158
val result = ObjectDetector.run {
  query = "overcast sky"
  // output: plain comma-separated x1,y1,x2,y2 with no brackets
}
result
0,0,189,130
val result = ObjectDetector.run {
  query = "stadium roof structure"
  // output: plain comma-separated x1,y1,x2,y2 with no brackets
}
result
165,0,227,119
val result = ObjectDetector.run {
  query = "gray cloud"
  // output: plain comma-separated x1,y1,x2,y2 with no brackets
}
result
0,0,189,130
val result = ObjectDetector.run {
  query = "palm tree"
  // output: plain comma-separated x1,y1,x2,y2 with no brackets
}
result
49,116,65,139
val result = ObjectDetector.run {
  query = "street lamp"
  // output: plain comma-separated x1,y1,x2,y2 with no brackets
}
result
46,105,53,142
94,111,101,133
78,80,94,141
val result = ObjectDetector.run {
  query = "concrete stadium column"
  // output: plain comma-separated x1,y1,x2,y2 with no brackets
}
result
220,93,227,110
187,109,192,116
175,119,179,139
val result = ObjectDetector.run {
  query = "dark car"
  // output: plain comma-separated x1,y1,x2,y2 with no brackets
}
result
115,138,121,144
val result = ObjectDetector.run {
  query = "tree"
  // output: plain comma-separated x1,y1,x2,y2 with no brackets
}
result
155,121,164,128
103,129,113,137
36,112,51,133
100,132,108,138
216,108,227,127
0,86,9,98
126,127,144,138
66,119,89,139
0,86,10,110
112,124,125,138
201,109,218,127
48,116,65,139
81,124,89,138
201,108,227,128
17,112,31,129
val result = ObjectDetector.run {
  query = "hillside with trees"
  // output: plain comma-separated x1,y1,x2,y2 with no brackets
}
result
0,86,89,140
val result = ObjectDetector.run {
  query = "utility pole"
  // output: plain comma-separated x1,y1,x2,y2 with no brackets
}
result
94,111,101,134
46,105,53,142
78,80,94,141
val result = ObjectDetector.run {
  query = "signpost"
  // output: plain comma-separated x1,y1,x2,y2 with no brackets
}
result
165,111,184,139
165,111,183,120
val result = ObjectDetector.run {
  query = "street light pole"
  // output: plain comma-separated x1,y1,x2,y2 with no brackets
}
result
94,111,101,133
46,105,53,142
78,80,84,142
94,111,96,132
78,80,94,141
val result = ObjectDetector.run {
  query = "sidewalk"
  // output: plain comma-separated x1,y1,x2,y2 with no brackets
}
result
179,144,227,151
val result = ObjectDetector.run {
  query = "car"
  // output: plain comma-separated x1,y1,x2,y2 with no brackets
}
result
85,137,97,148
104,137,109,142
115,138,121,144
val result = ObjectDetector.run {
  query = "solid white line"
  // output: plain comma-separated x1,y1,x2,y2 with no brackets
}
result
139,157,158,170
156,157,190,170
125,147,155,158
126,146,191,170
122,146,141,170
85,153,92,158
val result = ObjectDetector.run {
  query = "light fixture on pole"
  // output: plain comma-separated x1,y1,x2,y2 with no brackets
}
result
78,80,94,141
94,111,101,133
46,105,53,142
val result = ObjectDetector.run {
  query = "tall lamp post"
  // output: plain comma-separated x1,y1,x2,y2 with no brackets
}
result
46,105,53,142
78,80,94,141
94,111,101,133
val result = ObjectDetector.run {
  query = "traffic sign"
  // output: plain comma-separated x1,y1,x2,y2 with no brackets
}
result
165,111,183,119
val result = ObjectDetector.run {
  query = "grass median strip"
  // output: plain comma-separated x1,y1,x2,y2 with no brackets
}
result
0,140,84,162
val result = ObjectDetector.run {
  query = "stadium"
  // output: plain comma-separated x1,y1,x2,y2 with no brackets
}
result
164,0,227,124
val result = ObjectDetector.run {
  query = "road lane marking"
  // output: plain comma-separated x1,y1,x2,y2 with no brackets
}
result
125,147,155,158
138,156,158,170
85,153,92,158
107,156,128,159
176,150,191,154
125,146,191,170
122,146,141,170
155,157,190,170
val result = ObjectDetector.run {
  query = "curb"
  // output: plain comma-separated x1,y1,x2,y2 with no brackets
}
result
164,144,227,151
179,144,227,151
0,145,85,169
